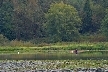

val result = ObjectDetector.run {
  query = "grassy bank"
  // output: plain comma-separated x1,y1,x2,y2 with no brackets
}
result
0,42,108,52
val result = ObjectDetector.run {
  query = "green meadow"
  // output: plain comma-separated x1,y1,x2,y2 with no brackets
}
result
0,42,108,60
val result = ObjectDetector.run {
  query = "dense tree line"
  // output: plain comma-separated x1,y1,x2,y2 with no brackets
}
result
0,0,108,42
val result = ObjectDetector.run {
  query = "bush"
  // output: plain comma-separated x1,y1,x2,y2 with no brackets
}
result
10,40,35,47
37,43,51,47
0,34,9,46
79,35,106,42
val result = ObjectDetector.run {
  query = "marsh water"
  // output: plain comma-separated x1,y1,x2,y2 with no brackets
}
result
0,50,108,60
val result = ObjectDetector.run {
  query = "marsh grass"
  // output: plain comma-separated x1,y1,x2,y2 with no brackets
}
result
10,40,36,47
0,42,108,53
0,42,108,60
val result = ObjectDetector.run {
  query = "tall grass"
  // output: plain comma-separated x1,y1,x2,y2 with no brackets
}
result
0,42,108,52
0,34,108,51
37,42,108,50
9,40,36,47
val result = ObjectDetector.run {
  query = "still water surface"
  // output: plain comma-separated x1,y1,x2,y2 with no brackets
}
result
0,50,108,60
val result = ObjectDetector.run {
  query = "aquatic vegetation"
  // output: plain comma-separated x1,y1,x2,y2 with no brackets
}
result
0,60,108,71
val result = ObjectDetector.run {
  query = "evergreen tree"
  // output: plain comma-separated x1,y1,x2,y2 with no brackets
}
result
92,0,108,8
81,0,93,34
0,1,15,40
0,0,3,7
101,9,108,39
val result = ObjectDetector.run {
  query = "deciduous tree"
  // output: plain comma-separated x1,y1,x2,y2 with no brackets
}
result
44,2,81,42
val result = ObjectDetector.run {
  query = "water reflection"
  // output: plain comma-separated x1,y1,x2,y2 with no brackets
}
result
0,50,108,60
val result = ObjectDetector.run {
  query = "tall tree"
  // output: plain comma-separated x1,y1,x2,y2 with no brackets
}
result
81,0,93,34
67,0,85,11
44,2,81,42
0,0,3,7
0,1,15,40
92,0,108,8
12,0,44,40
101,9,108,39
38,0,68,13
91,3,105,32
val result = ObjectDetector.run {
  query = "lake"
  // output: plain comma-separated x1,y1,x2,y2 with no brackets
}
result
0,50,108,60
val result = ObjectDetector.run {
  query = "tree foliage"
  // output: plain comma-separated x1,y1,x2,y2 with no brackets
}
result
67,0,85,11
0,1,15,40
0,0,108,42
0,0,3,7
91,3,105,32
44,2,81,42
12,0,44,40
92,0,108,8
101,9,108,38
81,0,93,34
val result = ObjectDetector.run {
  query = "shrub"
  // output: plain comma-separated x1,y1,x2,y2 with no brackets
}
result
37,43,51,47
10,40,35,47
79,35,106,42
0,34,9,46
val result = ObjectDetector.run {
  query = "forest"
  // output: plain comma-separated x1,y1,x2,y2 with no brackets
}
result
0,0,108,44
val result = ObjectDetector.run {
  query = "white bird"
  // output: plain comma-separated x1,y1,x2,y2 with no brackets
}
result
18,52,19,54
